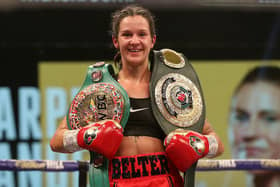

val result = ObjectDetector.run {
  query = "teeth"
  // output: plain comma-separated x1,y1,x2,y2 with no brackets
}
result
129,49,140,52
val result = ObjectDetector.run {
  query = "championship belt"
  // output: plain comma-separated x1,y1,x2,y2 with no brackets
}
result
67,62,130,187
149,49,206,187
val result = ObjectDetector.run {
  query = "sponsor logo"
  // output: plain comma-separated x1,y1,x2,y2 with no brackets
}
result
129,107,149,113
84,126,99,145
189,135,205,156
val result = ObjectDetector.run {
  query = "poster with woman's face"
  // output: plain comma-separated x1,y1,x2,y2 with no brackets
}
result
192,60,280,187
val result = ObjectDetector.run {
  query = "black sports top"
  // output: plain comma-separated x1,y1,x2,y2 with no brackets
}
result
123,97,166,140
111,74,165,140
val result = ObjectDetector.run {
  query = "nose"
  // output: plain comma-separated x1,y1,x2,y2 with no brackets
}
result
129,35,140,45
241,118,260,141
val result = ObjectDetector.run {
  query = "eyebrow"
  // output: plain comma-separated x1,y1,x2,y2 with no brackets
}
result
232,107,280,117
231,107,248,114
120,29,149,32
259,110,280,117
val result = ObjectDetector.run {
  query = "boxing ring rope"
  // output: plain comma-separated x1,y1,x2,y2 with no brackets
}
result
1,159,280,171
1,159,279,186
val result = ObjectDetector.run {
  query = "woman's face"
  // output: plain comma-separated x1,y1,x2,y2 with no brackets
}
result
229,81,280,160
112,15,156,67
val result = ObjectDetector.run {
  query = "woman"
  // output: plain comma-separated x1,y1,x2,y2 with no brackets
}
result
229,65,280,187
50,5,224,187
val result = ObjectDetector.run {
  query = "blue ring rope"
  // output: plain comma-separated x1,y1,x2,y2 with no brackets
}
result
0,159,279,171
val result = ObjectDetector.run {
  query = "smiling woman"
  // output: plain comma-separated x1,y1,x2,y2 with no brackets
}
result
113,16,155,76
49,4,224,187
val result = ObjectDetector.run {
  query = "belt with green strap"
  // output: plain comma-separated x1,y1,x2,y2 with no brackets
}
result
67,62,130,187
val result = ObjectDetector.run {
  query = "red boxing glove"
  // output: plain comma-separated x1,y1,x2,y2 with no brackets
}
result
77,120,123,159
164,129,209,172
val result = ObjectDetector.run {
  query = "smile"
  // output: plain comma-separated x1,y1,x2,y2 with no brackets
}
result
128,49,141,52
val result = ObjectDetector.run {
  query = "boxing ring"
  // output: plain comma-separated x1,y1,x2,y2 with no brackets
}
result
1,159,279,186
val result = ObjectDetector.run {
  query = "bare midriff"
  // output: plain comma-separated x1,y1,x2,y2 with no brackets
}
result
115,136,165,156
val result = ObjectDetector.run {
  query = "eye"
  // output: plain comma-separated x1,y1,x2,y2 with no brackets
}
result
260,111,280,124
263,114,278,123
234,111,249,123
139,32,147,37
121,32,132,37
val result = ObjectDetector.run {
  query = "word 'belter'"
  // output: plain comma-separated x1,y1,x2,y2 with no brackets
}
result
111,154,169,179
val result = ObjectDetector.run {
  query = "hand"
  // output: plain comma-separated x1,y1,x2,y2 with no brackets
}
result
164,129,209,172
77,120,123,159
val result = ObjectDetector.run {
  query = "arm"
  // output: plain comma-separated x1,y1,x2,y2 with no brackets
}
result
50,117,71,153
202,119,224,158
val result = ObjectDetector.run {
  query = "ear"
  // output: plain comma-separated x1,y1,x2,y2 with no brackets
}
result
112,36,119,49
151,35,156,48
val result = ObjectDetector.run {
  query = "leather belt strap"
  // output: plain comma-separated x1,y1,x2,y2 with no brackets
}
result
149,49,206,187
67,62,130,187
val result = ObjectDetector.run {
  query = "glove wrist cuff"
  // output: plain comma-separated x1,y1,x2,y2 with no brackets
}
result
63,130,83,153
205,135,218,158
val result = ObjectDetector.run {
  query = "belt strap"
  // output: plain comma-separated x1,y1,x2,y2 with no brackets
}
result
149,49,206,187
67,62,130,187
